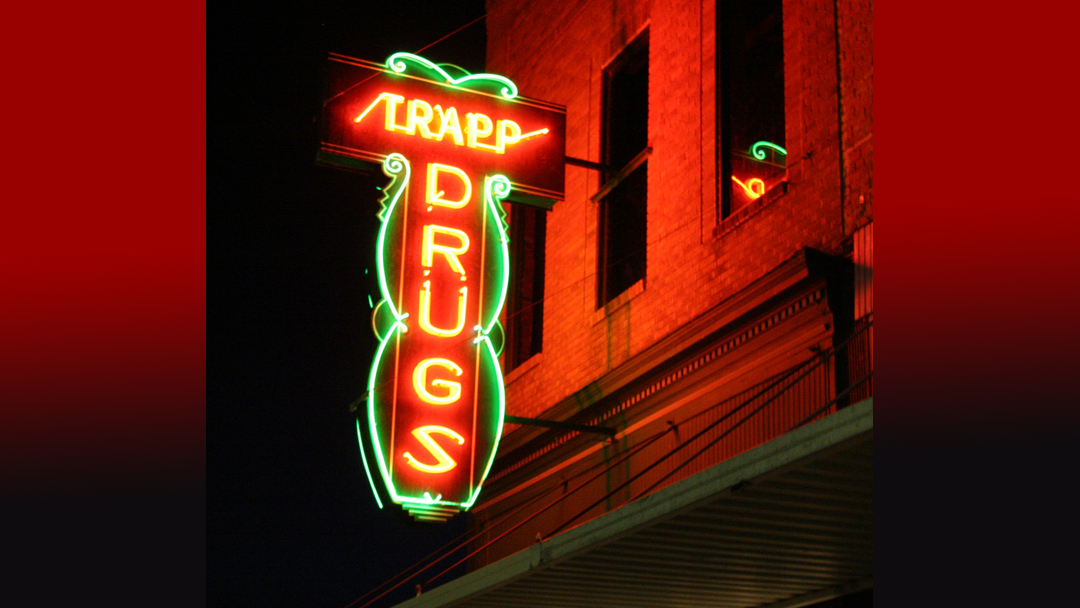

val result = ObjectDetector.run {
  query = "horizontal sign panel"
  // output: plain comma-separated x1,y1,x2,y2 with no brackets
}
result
319,53,567,208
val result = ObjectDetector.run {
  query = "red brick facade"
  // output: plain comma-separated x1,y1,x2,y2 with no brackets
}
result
491,0,870,417
472,0,872,566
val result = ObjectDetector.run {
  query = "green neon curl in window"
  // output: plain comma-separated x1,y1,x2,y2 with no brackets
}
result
750,141,787,160
386,52,519,100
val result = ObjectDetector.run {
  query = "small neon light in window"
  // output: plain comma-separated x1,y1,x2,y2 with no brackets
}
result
750,141,787,161
732,176,765,199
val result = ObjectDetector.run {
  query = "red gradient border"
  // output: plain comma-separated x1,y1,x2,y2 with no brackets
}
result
1,4,206,483
881,2,1080,435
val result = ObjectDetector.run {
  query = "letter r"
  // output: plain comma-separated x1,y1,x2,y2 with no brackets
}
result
422,225,469,276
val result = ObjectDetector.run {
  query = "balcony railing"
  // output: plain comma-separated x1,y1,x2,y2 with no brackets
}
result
348,316,873,607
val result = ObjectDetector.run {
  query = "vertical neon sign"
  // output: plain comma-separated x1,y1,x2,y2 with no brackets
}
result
322,53,565,522
366,154,511,522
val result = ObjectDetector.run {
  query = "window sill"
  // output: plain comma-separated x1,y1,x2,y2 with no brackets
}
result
714,180,789,240
504,351,543,386
593,278,645,325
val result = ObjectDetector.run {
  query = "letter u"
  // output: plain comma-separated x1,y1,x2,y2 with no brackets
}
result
418,281,467,337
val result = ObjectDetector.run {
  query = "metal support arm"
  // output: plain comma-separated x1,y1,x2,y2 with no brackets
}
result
504,415,616,437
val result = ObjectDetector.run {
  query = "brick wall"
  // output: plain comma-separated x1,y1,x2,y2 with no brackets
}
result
838,0,873,232
488,0,872,421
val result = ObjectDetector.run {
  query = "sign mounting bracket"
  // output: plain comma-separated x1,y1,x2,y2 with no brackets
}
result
504,415,616,437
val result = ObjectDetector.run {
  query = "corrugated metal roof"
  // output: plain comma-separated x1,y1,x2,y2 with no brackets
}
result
393,399,872,608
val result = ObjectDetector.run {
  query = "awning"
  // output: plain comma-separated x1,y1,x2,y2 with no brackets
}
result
392,398,873,608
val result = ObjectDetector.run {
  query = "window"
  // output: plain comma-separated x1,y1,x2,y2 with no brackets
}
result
505,203,546,372
719,0,785,218
598,29,649,308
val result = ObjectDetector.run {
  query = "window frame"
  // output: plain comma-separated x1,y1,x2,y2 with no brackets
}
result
718,0,786,221
597,28,651,309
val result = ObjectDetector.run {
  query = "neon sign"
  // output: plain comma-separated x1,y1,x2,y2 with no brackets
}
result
732,176,765,199
320,53,565,522
731,142,786,203
319,51,567,209
353,92,549,154
750,141,787,161
386,53,518,100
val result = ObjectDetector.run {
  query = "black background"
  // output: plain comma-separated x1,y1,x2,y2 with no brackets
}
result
209,2,486,606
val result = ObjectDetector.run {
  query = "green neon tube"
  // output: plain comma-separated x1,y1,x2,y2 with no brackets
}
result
750,141,787,160
386,52,519,100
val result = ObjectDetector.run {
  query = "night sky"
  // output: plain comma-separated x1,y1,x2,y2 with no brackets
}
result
209,2,487,606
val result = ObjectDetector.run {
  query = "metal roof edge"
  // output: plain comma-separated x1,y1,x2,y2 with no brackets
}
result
393,398,873,608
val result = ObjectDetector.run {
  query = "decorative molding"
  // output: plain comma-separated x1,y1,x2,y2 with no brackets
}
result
495,248,824,461
486,284,828,486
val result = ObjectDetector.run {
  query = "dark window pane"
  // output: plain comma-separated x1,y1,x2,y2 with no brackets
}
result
606,33,649,169
599,30,649,307
721,0,785,217
506,204,545,371
600,163,647,303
